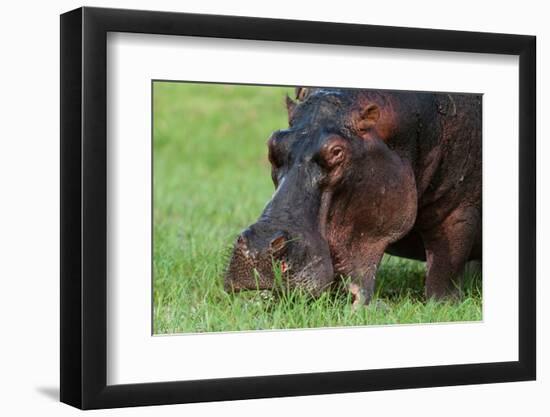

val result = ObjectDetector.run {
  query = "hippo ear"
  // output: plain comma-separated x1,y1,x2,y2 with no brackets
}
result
295,87,309,101
286,95,297,121
356,104,381,135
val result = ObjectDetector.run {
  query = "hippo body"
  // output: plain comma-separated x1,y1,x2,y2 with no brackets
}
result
225,87,482,304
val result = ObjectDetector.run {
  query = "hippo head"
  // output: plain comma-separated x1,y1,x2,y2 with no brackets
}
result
224,87,417,300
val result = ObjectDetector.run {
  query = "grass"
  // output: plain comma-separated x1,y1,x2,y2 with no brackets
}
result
152,81,482,334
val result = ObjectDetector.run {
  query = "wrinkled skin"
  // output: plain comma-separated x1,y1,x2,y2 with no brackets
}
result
225,87,482,305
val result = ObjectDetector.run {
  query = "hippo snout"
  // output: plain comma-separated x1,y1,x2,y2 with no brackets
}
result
224,226,289,292
224,222,334,296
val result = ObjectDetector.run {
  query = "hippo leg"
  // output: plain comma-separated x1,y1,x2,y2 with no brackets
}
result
347,243,386,307
421,206,481,300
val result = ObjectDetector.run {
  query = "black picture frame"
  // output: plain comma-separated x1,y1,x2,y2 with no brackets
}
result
60,6,536,410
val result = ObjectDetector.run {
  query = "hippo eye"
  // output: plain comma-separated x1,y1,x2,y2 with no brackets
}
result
330,146,343,159
319,136,347,169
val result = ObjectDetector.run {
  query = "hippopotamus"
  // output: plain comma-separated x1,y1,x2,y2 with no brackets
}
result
225,87,482,305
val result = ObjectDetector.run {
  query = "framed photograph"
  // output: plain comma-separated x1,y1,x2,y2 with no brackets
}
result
60,6,536,409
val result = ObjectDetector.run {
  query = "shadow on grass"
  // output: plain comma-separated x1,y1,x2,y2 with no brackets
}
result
375,255,482,302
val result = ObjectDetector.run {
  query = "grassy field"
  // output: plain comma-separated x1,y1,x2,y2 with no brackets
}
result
152,81,482,334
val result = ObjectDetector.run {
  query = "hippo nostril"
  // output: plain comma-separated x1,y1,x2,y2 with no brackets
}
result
270,233,287,254
236,234,247,249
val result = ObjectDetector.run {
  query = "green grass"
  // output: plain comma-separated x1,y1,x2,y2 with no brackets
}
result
152,81,482,334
